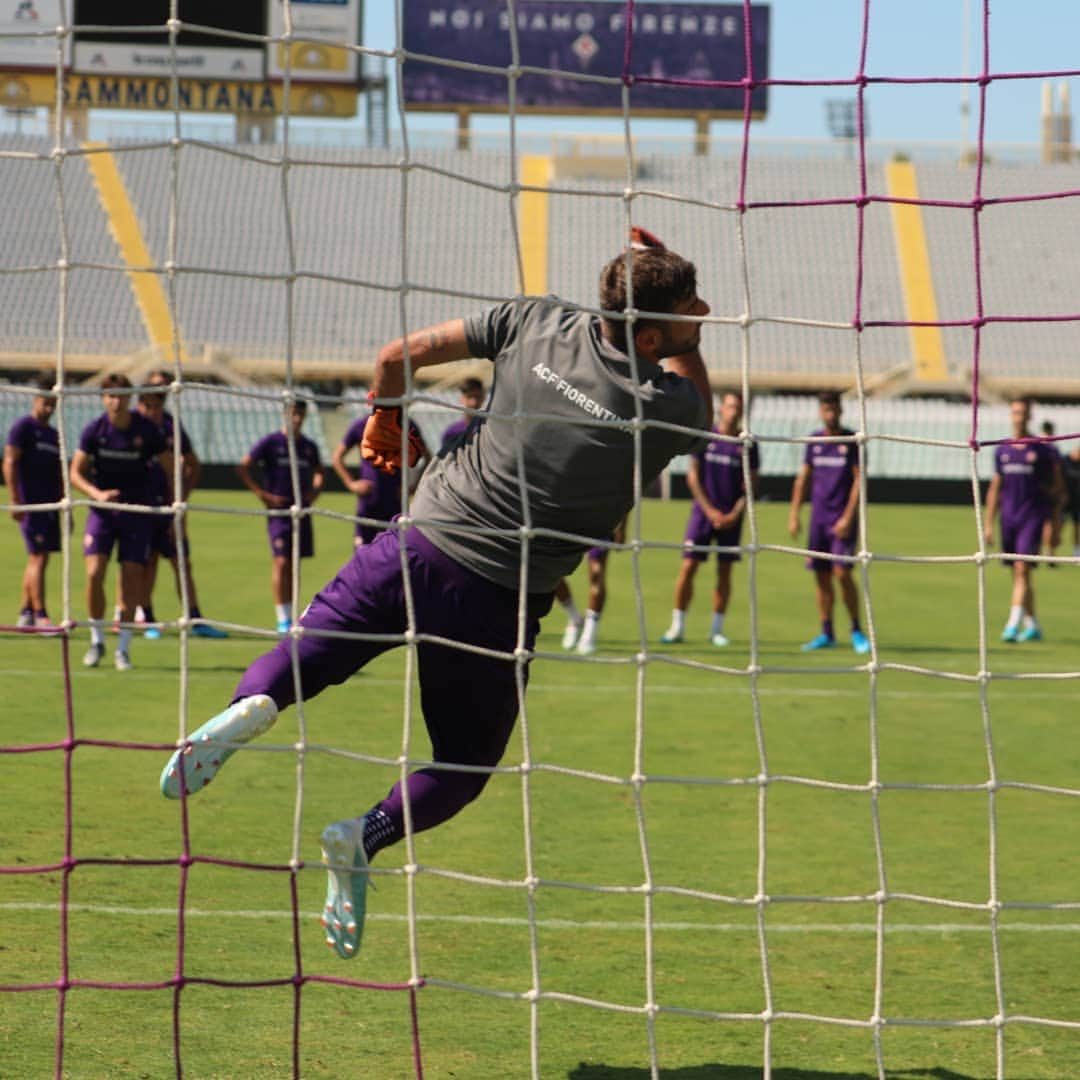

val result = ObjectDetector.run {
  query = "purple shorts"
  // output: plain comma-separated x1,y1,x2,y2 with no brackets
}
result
268,515,314,560
83,508,152,565
354,497,397,547
234,526,553,769
1001,515,1044,566
149,515,186,559
806,515,856,572
20,510,60,555
682,505,743,563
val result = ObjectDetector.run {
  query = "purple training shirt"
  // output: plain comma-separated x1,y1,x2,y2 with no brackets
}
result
78,412,167,504
248,430,321,501
6,414,62,504
695,430,759,512
145,410,193,506
804,427,861,521
995,440,1057,525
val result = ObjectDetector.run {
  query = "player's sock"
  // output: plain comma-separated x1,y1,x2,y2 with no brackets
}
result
361,806,398,862
118,627,134,654
1022,613,1038,631
1005,604,1023,630
576,610,601,654
275,602,292,624
189,605,203,619
559,596,581,624
822,619,834,640
710,611,726,637
667,609,687,636
850,619,862,634
33,609,48,623
113,605,123,622
141,605,156,625
90,622,106,647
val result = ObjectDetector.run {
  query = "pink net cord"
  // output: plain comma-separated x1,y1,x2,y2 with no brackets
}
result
4,0,1078,1075
0,623,425,1079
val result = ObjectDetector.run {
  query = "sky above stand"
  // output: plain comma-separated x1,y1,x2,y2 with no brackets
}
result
364,1,1080,147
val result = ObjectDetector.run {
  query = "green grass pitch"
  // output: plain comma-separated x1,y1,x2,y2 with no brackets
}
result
2,491,1080,1078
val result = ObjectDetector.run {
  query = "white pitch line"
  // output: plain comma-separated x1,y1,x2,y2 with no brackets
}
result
2,902,1079,934
1,668,1078,702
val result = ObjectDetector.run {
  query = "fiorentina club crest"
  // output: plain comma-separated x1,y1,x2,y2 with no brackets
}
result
571,32,599,67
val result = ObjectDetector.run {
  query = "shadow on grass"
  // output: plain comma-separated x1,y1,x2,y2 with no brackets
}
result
569,1065,1001,1080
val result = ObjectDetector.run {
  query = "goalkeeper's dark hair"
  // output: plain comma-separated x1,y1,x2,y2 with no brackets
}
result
599,247,698,354
101,373,132,390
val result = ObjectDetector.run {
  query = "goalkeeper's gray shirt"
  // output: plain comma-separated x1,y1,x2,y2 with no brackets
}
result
411,297,708,593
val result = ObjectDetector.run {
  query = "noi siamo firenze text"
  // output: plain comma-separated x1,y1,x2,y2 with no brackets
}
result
426,8,742,38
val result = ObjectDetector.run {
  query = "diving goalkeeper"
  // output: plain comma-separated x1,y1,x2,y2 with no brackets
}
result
159,228,712,960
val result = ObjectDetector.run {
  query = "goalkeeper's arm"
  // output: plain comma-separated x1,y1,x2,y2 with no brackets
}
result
370,319,473,403
364,320,473,474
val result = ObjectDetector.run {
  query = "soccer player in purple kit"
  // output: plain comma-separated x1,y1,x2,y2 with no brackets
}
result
660,390,759,647
4,372,62,628
238,398,324,632
983,397,1064,642
439,376,485,454
332,409,427,548
574,517,626,655
787,391,869,655
159,228,712,962
133,370,227,639
70,373,171,670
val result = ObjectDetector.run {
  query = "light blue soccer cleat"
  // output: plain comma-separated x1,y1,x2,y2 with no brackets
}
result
1000,625,1019,643
1017,625,1043,643
851,629,871,655
276,619,291,635
160,694,278,799
801,633,836,652
320,818,370,960
710,633,730,648
191,622,229,639
144,626,162,640
660,628,684,644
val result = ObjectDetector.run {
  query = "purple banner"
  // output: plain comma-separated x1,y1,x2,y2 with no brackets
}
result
403,2,769,116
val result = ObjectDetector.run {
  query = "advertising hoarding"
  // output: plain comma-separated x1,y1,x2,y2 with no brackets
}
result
0,0,71,71
266,0,362,83
403,1,769,117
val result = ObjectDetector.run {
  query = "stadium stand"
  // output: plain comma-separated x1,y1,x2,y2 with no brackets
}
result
3,135,1079,399
113,143,520,361
0,135,144,358
913,162,1080,386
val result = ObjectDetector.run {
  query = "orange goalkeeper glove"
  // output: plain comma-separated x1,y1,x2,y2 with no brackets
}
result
361,406,425,475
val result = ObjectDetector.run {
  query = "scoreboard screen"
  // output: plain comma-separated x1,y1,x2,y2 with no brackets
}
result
73,1,267,50
0,1,363,84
